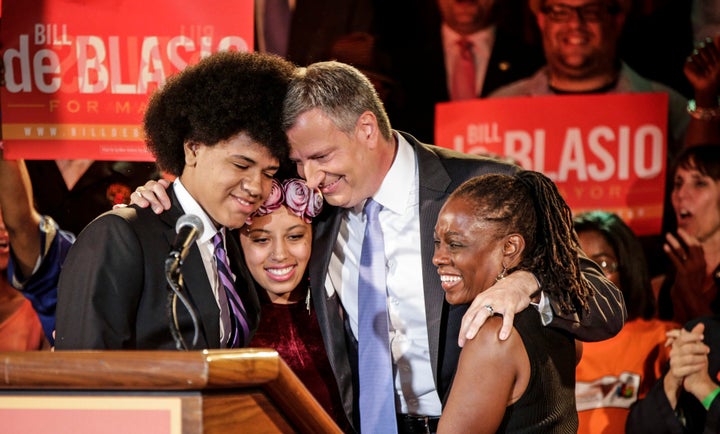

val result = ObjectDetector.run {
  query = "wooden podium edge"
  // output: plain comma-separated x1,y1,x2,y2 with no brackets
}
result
0,348,277,389
0,348,343,433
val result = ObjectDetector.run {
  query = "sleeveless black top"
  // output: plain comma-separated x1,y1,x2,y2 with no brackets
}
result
496,308,578,433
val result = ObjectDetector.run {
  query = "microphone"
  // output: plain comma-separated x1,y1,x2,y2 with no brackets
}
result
165,213,203,350
165,214,204,276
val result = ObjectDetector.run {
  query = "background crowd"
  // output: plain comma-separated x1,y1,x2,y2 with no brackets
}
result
1,0,720,433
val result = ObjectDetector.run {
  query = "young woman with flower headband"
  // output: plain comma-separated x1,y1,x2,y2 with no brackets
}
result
240,177,348,428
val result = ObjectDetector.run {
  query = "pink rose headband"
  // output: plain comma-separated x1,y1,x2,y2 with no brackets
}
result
246,178,324,224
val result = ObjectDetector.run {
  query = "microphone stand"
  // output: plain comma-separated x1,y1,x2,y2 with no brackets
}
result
165,255,200,350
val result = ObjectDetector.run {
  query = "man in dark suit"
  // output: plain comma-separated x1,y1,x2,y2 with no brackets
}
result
379,0,545,143
283,60,626,432
54,52,296,350
56,186,263,349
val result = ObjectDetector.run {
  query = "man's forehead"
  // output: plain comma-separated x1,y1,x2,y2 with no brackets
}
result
289,140,327,160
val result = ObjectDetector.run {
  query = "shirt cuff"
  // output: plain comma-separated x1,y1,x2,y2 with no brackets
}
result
531,291,553,326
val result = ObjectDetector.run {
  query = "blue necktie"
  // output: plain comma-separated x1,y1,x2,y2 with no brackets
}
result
358,199,398,433
213,231,249,348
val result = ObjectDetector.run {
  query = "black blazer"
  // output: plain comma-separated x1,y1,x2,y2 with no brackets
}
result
386,23,545,144
309,132,626,431
55,186,260,350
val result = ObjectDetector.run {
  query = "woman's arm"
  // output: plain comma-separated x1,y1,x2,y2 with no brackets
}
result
459,257,625,345
438,316,526,433
0,157,42,277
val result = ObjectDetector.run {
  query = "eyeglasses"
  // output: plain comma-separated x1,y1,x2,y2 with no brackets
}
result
540,3,621,23
591,255,619,275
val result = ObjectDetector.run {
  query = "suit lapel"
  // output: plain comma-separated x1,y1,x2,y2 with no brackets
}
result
310,206,357,423
161,188,219,348
481,28,545,97
405,134,454,385
310,136,462,424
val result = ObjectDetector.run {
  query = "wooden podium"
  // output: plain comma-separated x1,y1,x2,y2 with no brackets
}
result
0,348,342,434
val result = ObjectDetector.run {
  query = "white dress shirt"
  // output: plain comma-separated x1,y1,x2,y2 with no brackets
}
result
326,133,443,416
173,178,233,347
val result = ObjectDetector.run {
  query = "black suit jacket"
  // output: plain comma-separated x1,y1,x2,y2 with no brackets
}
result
309,132,626,431
55,186,260,350
385,21,545,144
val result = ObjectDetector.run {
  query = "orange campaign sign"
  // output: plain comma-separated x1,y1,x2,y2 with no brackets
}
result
435,93,669,236
1,0,253,161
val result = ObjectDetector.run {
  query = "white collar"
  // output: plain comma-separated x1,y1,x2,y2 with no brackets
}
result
361,132,417,215
441,24,496,54
173,178,219,243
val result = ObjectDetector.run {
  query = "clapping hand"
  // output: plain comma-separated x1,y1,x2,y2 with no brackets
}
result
664,229,714,323
684,35,720,107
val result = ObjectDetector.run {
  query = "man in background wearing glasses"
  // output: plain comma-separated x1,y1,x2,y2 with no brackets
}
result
488,0,689,284
490,0,688,156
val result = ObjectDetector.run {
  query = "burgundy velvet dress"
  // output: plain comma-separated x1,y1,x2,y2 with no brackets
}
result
249,292,348,430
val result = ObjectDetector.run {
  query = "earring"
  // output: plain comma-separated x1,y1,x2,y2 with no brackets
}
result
496,264,507,282
305,287,312,314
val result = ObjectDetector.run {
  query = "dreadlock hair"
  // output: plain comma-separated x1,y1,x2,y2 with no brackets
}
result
449,170,593,315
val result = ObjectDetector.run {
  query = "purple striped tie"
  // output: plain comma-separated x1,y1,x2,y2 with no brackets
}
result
213,231,249,348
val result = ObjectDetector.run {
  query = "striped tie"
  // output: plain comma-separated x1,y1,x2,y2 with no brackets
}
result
212,231,249,348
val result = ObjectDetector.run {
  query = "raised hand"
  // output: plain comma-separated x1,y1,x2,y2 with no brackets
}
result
664,229,714,323
684,35,720,108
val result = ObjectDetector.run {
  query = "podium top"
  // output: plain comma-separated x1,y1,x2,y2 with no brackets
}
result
0,348,284,389
0,348,344,433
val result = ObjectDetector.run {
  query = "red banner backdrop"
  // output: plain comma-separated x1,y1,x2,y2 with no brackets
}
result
435,93,669,236
1,0,253,161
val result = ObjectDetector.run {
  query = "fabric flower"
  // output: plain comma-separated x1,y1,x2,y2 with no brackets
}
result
246,178,284,224
284,178,311,219
245,178,324,225
305,187,324,221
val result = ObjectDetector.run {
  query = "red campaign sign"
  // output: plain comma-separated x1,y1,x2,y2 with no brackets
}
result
435,93,669,236
1,0,253,161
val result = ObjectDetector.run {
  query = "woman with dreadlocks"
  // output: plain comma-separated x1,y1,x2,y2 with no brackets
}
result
433,170,593,433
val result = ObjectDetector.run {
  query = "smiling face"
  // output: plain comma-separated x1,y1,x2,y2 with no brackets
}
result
536,0,625,81
180,132,279,229
432,197,507,305
672,164,720,243
240,206,312,303
287,109,384,209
